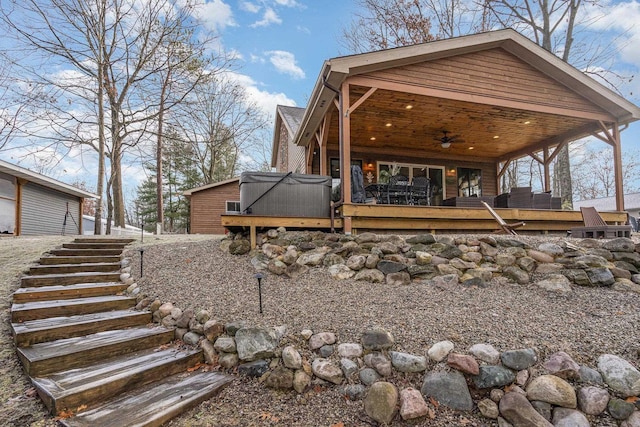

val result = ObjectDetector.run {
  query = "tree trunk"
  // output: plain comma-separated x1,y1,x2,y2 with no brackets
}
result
156,82,167,233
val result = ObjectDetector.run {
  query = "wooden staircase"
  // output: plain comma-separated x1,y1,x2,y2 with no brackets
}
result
10,237,232,427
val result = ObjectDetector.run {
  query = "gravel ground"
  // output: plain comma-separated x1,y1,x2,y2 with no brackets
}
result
126,233,640,427
1,234,639,427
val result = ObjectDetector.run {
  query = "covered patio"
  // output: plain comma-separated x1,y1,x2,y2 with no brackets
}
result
225,29,640,241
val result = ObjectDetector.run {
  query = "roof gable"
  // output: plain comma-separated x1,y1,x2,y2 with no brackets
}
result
183,177,240,196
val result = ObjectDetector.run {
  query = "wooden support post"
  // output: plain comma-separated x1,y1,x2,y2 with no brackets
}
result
343,216,352,235
612,124,625,211
250,225,256,249
341,82,352,204
543,147,551,192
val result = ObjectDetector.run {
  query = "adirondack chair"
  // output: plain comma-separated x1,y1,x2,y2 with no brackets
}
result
480,201,525,235
570,207,632,238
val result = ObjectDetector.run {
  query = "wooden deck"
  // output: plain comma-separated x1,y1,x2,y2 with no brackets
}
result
221,205,629,247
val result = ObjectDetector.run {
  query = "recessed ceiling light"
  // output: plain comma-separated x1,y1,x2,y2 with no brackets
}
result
385,123,392,127
405,105,413,110
493,135,500,139
468,147,474,150
524,121,531,125
370,137,376,141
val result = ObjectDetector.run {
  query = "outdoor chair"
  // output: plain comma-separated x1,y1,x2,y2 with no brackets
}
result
410,176,430,205
570,206,632,238
480,200,525,235
385,175,410,204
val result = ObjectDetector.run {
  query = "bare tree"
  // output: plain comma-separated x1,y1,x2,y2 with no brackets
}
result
1,0,214,230
171,76,269,184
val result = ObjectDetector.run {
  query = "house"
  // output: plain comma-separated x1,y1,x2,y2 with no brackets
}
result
225,29,640,240
82,215,148,236
183,177,240,234
574,193,640,219
0,159,96,236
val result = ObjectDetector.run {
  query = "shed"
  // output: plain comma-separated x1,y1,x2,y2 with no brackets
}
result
183,177,240,234
0,159,96,236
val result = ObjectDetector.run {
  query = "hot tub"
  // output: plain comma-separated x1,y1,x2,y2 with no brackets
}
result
239,172,332,217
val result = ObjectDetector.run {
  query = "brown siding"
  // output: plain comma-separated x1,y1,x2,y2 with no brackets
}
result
365,48,606,114
189,181,240,234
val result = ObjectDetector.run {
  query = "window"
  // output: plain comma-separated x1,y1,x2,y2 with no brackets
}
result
0,172,15,234
377,162,445,205
457,168,482,197
225,201,241,213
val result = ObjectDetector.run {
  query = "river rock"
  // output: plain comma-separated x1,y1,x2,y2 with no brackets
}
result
609,398,636,420
621,411,640,427
362,328,394,350
308,332,336,350
469,343,500,364
421,370,473,411
264,367,293,389
447,353,479,375
473,365,515,389
526,375,577,408
235,327,277,361
365,352,392,376
218,352,239,369
400,387,430,420
364,382,398,424
311,358,343,384
340,358,358,377
501,348,537,370
229,239,251,255
346,254,366,270
292,369,311,394
286,262,309,278
428,340,454,362
579,365,604,384
552,408,589,427
578,386,609,415
338,342,363,358
537,274,572,293
543,351,580,379
585,267,615,286
502,266,530,284
328,264,355,279
354,268,385,282
389,351,427,373
214,337,236,353
499,392,553,427
598,354,640,397
237,359,269,377
478,398,499,419
282,345,302,369
360,367,381,386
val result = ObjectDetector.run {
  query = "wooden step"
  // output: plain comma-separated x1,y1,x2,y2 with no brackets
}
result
63,242,128,250
49,249,125,257
39,255,122,265
74,238,135,245
21,272,122,288
33,347,203,414
11,309,151,347
13,282,128,303
30,262,122,275
17,327,174,376
60,370,232,427
11,295,136,322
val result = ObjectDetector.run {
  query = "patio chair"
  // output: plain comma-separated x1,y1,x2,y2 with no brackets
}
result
570,207,632,238
480,200,525,235
385,175,410,204
410,176,430,205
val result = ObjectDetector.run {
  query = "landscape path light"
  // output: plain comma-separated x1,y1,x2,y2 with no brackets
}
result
255,272,264,314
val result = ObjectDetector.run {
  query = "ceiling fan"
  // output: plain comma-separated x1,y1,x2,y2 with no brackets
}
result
434,130,464,148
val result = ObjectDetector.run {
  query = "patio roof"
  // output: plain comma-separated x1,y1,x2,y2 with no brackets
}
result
294,29,640,163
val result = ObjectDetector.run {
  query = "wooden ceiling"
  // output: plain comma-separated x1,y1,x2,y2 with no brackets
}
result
326,85,594,161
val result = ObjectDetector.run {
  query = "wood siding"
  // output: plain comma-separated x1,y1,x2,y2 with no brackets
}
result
365,48,607,115
189,181,240,234
276,124,289,173
21,182,81,236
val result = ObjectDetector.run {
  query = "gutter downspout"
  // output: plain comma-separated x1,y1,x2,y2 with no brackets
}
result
323,76,343,233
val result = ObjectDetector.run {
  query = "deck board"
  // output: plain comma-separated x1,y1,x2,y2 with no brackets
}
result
61,370,232,427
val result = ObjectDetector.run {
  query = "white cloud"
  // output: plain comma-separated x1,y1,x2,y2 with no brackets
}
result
250,53,266,64
240,1,261,13
296,25,311,34
265,50,305,79
250,8,282,27
194,0,236,32
222,71,296,120
273,0,302,7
